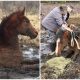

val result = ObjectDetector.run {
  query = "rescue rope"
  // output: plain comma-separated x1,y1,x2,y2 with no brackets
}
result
71,32,80,49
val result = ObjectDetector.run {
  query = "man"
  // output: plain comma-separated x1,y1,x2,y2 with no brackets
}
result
42,5,73,52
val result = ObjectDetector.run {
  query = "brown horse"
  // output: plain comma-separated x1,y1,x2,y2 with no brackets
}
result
0,8,38,68
54,25,80,60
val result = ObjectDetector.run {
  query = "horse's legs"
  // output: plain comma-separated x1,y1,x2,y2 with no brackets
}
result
55,38,61,56
50,42,56,52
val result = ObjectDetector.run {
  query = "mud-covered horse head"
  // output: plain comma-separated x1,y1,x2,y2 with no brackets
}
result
54,25,80,57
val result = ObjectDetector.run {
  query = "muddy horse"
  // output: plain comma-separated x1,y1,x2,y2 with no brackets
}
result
54,25,80,60
0,8,38,71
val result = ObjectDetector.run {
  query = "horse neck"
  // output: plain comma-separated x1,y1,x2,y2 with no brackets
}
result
0,36,19,49
0,26,19,48
7,36,19,48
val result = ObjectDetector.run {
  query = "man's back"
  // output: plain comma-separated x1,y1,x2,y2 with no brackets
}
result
42,7,64,32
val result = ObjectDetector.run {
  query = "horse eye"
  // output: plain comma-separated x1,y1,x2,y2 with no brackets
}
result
24,20,27,23
24,20,26,22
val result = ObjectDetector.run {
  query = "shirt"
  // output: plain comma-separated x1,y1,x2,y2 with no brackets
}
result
42,7,67,32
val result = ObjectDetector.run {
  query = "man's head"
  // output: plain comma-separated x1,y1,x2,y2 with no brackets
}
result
67,5,73,13
60,5,73,14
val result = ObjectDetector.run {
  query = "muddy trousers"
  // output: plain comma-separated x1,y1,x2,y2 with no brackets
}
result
41,28,56,52
45,30,56,52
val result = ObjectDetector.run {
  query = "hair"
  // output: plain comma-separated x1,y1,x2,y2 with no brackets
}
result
59,5,73,14
59,5,67,12
67,5,74,9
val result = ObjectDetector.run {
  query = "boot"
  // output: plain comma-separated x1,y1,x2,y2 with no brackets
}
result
50,42,56,52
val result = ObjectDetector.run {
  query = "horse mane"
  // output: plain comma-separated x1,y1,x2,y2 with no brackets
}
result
0,11,22,44
0,11,20,28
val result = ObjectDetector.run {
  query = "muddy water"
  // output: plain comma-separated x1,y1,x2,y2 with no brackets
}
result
0,44,39,79
21,45,39,79
22,45,39,61
40,30,55,62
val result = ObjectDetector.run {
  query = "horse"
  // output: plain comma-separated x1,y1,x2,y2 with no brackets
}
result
0,8,38,69
54,25,80,60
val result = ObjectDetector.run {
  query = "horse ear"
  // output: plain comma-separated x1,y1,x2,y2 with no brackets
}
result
21,7,25,15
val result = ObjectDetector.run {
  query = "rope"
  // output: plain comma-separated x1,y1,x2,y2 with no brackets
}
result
71,32,80,49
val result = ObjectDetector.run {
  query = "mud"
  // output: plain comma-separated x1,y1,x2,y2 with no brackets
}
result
0,44,39,79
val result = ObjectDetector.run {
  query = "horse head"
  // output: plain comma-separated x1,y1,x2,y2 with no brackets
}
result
54,24,80,56
54,29,71,56
0,8,38,40
16,8,38,39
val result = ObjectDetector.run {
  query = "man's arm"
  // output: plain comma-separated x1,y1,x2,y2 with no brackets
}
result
54,10,72,32
61,23,73,32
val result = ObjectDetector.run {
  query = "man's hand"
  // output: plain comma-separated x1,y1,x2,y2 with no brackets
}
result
69,24,76,30
61,23,73,32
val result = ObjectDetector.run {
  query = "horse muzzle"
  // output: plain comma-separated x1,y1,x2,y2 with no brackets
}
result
30,31,38,39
